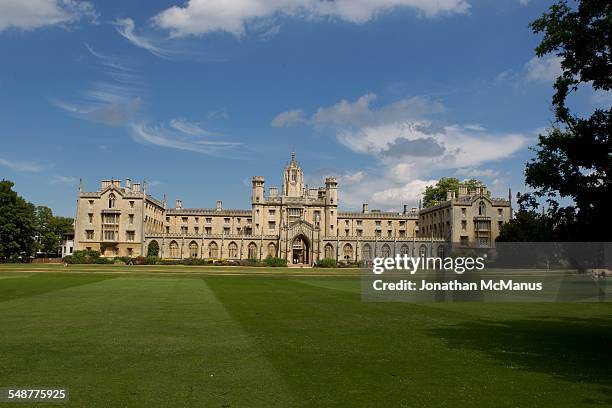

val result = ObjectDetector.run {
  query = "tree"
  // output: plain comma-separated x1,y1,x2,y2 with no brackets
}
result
523,0,611,241
147,240,159,257
0,180,36,261
422,177,484,208
33,206,74,255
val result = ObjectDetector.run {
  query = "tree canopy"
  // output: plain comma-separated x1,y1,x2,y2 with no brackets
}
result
422,177,484,208
521,0,611,241
0,180,36,261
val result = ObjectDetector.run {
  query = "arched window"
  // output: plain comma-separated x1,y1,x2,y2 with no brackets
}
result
400,244,409,256
324,243,334,259
267,243,276,257
208,241,218,258
169,241,179,258
381,244,390,258
479,201,486,216
108,193,116,209
228,242,238,258
419,244,427,257
189,241,198,258
437,245,445,258
248,242,257,259
362,243,372,260
343,243,353,260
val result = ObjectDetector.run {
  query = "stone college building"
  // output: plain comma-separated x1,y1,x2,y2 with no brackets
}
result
73,152,512,265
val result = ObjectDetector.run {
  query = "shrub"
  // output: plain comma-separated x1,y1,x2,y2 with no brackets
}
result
147,241,159,257
239,258,261,266
317,258,337,268
263,256,287,267
64,249,112,264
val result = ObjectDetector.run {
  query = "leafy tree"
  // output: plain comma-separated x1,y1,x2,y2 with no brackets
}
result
147,240,160,257
423,177,484,208
497,208,555,243
34,206,73,255
0,180,36,261
522,0,611,241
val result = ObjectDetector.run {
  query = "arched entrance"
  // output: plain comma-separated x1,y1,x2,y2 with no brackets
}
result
292,235,309,265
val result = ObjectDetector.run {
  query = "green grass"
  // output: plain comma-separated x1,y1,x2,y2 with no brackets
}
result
0,265,611,407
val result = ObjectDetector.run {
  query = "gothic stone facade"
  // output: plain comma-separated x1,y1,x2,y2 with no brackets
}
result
73,154,511,264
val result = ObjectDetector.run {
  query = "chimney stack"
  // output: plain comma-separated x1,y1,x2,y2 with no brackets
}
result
175,199,182,209
125,178,131,192
403,204,409,214
362,203,369,214
133,182,141,193
216,200,222,211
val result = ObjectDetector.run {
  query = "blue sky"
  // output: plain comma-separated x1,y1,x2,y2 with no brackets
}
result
0,0,605,216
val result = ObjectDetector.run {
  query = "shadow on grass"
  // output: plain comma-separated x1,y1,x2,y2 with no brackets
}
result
0,274,115,303
429,315,612,405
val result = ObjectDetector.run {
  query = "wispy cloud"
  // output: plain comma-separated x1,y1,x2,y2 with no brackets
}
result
113,18,172,59
0,158,44,172
51,43,144,126
50,175,77,184
130,122,241,155
0,0,97,32
169,118,219,137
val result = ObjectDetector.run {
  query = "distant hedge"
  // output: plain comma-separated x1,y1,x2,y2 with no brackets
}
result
63,253,288,267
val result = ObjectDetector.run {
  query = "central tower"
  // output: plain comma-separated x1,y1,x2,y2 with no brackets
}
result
282,150,304,197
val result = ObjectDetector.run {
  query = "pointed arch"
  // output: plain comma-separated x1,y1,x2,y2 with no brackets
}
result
228,241,238,258
208,241,218,258
189,241,198,258
362,243,372,260
248,242,257,259
169,240,179,258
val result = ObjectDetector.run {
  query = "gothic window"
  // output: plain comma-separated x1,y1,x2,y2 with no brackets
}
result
400,245,409,256
362,243,372,260
324,243,334,259
228,242,238,258
343,243,353,260
108,193,116,209
248,242,257,259
381,244,390,258
267,243,276,257
419,245,427,257
189,241,198,258
209,241,218,258
437,245,445,258
169,241,179,258
479,201,486,216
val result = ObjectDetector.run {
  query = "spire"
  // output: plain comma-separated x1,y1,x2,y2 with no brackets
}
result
79,178,83,193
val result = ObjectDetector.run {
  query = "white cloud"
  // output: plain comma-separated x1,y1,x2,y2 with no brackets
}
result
274,92,527,210
455,168,500,178
51,175,77,184
153,0,470,37
0,0,97,32
371,179,437,206
113,18,171,59
525,55,562,82
130,122,241,155
271,109,307,127
0,158,43,172
169,118,219,136
272,93,444,128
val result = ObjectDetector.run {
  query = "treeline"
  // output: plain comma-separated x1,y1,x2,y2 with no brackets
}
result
0,180,73,262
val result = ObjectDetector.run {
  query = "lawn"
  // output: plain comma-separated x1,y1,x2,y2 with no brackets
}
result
0,264,611,407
